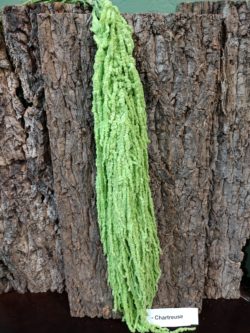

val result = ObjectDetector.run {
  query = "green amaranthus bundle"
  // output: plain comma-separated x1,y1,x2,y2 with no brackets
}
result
92,1,163,332
21,0,195,332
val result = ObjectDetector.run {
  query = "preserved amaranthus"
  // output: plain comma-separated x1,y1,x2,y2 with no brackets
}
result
22,0,195,332
92,1,163,332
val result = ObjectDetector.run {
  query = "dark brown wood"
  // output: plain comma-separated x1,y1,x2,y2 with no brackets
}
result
180,0,250,301
37,9,222,315
127,12,222,310
0,6,64,294
0,1,249,319
37,12,114,319
0,1,92,296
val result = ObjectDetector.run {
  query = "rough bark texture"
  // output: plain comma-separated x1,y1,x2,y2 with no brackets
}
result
0,5,65,294
0,2,92,296
127,13,222,310
180,0,250,301
0,0,249,319
37,12,114,319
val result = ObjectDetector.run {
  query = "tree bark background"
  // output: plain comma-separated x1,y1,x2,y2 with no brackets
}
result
0,5,64,294
180,0,250,300
0,1,249,319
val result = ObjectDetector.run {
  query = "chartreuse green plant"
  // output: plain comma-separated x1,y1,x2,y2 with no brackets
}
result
22,0,195,332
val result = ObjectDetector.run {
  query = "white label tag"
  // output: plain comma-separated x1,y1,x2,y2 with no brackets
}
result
147,308,199,328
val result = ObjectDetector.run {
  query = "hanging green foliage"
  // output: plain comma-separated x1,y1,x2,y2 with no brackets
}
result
20,0,195,332
91,4,194,331
92,1,163,331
